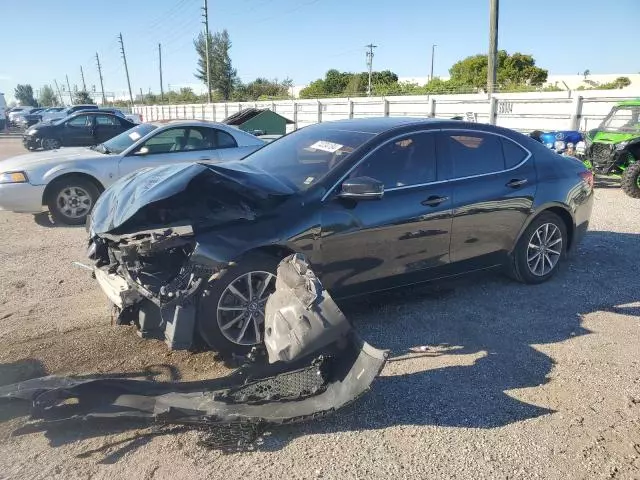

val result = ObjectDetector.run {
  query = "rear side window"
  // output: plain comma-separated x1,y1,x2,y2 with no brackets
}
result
443,132,504,177
501,138,529,168
215,129,237,149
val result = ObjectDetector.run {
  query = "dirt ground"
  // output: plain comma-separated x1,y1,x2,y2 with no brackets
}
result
0,137,638,480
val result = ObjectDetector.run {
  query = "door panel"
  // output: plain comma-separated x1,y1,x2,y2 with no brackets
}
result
320,186,453,295
93,115,120,143
440,130,537,265
319,130,452,296
63,115,93,146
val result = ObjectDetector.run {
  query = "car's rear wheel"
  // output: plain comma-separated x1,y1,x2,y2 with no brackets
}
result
41,137,61,150
46,177,100,225
197,254,279,357
509,212,567,284
621,160,640,199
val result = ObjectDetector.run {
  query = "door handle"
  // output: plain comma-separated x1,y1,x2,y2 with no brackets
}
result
421,195,449,207
506,178,528,188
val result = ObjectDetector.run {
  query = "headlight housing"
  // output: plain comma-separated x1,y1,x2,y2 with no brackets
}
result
615,141,629,151
26,129,37,136
0,172,28,184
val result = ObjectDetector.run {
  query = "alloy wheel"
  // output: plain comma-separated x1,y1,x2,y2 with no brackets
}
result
216,271,276,345
56,186,93,220
526,223,563,277
42,138,60,150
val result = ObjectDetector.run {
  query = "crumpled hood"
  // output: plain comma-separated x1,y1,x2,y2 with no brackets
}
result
0,147,105,173
90,161,296,236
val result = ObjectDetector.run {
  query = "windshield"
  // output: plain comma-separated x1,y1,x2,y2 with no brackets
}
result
100,123,157,154
242,126,375,191
600,106,640,132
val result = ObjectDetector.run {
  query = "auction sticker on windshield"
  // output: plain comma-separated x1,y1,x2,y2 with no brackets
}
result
310,140,343,153
129,131,141,141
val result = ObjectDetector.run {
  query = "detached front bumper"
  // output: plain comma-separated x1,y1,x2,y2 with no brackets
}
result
0,182,46,213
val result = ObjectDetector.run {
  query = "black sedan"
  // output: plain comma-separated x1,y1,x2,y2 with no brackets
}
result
88,117,594,356
22,111,136,150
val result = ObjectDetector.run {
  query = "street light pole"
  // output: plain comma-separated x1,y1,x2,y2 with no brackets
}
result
487,0,499,94
430,44,437,83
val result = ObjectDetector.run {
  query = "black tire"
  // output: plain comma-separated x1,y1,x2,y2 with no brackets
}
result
621,161,640,199
197,254,280,357
508,212,568,284
41,137,61,150
46,176,100,225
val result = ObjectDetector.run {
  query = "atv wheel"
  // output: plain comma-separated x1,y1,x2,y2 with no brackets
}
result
621,160,640,199
508,212,567,284
197,254,279,357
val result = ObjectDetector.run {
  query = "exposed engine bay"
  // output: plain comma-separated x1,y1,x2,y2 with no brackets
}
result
1,255,387,443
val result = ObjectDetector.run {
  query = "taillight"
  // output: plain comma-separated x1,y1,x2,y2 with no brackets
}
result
579,170,594,189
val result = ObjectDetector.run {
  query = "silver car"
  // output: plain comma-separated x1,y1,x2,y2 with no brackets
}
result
0,121,265,225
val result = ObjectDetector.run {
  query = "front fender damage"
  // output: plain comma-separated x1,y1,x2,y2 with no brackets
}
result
0,255,387,442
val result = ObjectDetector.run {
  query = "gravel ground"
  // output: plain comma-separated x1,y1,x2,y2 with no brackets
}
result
0,137,638,480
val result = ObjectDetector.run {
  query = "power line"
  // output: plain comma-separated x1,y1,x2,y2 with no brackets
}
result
365,43,377,96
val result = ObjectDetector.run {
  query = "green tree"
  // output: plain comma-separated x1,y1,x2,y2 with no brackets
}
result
449,50,547,91
194,29,238,101
234,78,292,101
39,85,58,106
14,84,37,106
74,90,94,104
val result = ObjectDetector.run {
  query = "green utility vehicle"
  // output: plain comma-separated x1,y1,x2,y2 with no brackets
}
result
584,99,640,198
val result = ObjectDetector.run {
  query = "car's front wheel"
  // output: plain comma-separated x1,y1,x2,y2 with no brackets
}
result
46,176,100,225
197,254,279,357
509,212,567,284
621,160,640,199
41,137,61,150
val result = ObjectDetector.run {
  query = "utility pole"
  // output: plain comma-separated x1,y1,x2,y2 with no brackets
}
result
158,43,165,102
202,0,212,103
53,80,63,105
80,66,87,91
365,43,377,96
487,0,499,95
430,44,437,83
95,52,106,105
118,32,135,106
65,75,73,104
140,88,144,104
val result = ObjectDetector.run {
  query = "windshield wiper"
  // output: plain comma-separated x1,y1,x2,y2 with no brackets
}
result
95,143,111,154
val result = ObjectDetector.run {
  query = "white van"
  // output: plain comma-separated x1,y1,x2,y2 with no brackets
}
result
0,93,6,129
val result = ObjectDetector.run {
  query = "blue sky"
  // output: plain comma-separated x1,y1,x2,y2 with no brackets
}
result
1,0,638,102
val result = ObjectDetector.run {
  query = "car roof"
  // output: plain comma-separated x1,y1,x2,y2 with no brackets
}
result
306,117,440,134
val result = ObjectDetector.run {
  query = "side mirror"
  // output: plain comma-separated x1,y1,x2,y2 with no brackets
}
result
136,146,150,155
338,176,384,200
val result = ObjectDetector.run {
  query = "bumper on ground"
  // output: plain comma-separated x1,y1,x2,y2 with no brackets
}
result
0,183,46,213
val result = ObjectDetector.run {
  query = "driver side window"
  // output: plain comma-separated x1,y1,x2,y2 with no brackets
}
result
137,127,189,155
351,132,437,189
67,115,91,127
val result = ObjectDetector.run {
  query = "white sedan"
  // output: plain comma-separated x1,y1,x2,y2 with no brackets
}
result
0,121,265,225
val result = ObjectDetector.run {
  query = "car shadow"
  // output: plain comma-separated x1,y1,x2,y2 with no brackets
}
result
2,230,638,459
33,212,84,229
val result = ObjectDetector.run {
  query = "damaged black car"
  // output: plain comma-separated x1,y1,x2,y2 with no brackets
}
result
86,117,593,357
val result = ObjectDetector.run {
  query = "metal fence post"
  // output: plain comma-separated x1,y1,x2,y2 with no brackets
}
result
570,95,583,130
383,98,389,117
317,100,322,123
429,97,436,117
224,103,228,118
293,101,298,130
348,99,354,119
489,97,498,125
